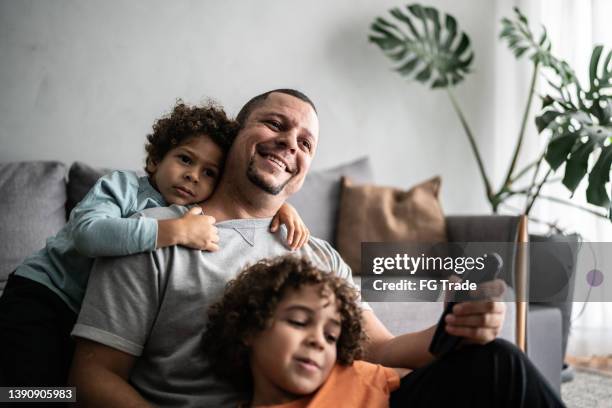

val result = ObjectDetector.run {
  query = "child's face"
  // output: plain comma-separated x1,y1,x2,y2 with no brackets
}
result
149,135,223,205
249,284,340,404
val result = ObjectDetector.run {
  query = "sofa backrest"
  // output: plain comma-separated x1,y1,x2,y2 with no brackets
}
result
0,158,373,296
0,161,67,294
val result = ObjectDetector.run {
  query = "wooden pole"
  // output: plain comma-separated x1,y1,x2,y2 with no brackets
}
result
515,215,528,352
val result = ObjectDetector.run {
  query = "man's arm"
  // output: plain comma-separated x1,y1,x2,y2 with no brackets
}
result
70,250,164,406
69,339,150,408
361,310,437,369
362,300,506,369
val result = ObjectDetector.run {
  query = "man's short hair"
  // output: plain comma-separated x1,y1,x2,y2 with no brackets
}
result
235,89,317,129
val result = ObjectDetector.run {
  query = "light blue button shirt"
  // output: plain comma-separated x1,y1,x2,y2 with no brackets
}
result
15,170,166,312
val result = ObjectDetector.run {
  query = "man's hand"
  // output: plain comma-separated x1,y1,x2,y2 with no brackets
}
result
445,279,507,345
445,301,506,344
157,207,219,251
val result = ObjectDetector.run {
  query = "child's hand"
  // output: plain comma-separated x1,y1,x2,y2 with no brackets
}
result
176,207,220,252
270,203,310,251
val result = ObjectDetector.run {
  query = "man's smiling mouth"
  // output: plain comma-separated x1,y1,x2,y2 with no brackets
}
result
266,154,287,171
257,149,295,174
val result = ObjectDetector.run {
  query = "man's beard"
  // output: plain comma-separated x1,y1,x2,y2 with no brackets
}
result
246,158,292,195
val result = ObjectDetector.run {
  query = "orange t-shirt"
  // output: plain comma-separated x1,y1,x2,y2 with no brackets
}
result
259,360,401,408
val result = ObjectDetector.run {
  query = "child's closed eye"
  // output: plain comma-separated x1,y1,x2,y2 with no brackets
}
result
288,319,307,327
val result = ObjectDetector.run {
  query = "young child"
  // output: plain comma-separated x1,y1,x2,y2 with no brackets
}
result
203,256,404,407
0,101,309,386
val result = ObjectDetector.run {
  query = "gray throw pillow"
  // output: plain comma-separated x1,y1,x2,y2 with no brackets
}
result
288,157,374,246
0,161,67,295
66,162,145,216
66,162,112,216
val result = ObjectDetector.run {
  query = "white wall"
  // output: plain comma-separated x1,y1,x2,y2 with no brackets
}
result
1,0,508,215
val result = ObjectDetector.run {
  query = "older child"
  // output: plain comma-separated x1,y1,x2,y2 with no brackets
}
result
0,101,309,386
203,256,403,408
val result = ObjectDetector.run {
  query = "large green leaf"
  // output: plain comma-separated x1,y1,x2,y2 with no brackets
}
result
545,133,577,170
587,145,612,207
500,7,576,85
369,3,474,89
537,45,612,211
563,139,597,192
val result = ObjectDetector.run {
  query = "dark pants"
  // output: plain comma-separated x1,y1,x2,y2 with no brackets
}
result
0,274,77,387
390,338,565,407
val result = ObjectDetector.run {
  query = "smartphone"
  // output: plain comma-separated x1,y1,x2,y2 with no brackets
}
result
428,252,503,357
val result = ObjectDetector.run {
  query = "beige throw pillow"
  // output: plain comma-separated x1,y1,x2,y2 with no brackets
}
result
336,176,447,275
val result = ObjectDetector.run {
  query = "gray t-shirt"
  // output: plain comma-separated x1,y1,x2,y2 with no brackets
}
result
72,205,368,408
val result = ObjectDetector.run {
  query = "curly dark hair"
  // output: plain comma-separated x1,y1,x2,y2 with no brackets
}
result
202,255,366,391
144,100,239,175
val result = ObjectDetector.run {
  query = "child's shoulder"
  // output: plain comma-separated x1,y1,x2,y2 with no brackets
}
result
93,170,146,193
83,170,148,205
335,361,394,382
99,169,141,184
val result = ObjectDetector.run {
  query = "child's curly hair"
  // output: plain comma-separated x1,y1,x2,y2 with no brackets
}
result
144,100,239,175
203,256,367,391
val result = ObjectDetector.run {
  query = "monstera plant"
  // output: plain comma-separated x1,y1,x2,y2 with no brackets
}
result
369,4,612,227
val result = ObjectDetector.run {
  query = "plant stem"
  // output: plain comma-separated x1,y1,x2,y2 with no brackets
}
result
510,177,563,195
509,159,539,183
446,88,494,205
524,152,546,207
525,168,552,215
514,189,608,219
500,202,563,234
501,62,540,190
532,194,610,219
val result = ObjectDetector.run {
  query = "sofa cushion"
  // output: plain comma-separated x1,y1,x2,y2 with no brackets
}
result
66,162,147,216
288,157,374,245
0,161,67,295
66,162,112,216
336,176,447,274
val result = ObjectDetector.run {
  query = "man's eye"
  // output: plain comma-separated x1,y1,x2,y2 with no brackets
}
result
301,140,312,151
267,120,281,130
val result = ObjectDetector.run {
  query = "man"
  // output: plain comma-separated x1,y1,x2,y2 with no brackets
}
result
70,90,563,407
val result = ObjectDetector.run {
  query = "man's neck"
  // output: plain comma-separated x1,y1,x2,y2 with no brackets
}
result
200,181,284,222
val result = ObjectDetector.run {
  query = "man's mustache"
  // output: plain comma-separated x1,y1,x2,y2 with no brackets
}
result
255,144,297,174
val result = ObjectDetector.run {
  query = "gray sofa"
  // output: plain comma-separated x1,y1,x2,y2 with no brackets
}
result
0,158,562,393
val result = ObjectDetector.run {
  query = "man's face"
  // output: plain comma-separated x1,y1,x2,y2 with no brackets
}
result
233,92,319,197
